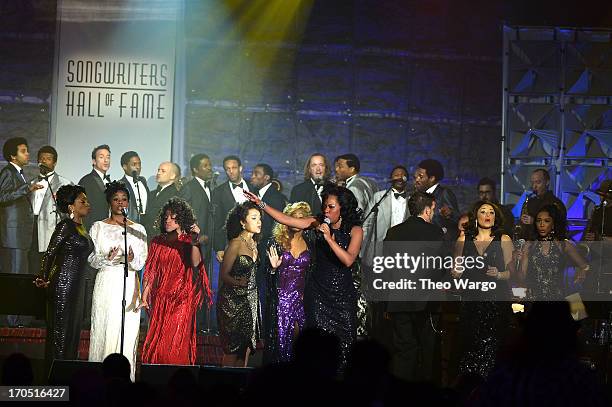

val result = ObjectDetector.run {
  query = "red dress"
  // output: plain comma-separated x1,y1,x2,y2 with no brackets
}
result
142,233,212,364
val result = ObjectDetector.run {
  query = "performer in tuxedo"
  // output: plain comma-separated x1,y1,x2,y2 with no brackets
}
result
29,146,73,279
0,137,43,326
384,191,445,382
0,137,43,275
334,153,379,211
413,159,460,239
477,177,514,238
289,153,331,216
516,168,567,241
180,154,214,263
250,163,288,326
212,155,252,263
250,163,288,240
144,161,179,239
362,165,410,265
78,144,111,231
119,151,149,224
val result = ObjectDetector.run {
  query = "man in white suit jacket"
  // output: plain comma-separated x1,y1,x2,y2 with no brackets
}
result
361,166,410,267
30,146,73,257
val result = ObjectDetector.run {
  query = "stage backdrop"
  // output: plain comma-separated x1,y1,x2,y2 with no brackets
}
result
50,1,178,184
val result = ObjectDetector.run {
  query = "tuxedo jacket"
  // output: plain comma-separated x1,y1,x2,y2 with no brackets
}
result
145,183,179,239
290,180,323,216
259,185,288,241
179,177,212,239
30,172,73,252
361,189,409,265
384,216,444,312
0,164,34,249
430,184,460,239
211,180,253,252
78,169,109,231
347,174,379,211
119,175,150,224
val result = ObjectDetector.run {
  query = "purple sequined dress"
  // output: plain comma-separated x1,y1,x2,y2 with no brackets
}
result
273,249,310,362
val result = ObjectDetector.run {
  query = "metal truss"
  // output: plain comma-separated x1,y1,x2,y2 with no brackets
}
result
501,25,612,236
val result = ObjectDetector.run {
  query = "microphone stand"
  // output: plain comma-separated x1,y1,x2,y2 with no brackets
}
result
202,175,217,334
39,171,60,224
120,209,129,355
132,172,144,223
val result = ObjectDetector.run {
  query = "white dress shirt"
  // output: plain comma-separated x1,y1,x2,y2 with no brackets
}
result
257,183,272,199
125,174,148,214
32,172,54,216
10,162,26,183
230,179,249,204
94,167,110,185
390,188,407,227
195,176,211,201
311,178,323,202
426,183,439,194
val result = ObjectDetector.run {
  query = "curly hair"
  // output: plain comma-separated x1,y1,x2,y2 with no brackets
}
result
156,198,197,234
56,184,86,214
533,203,567,240
464,200,505,239
272,202,312,250
225,201,263,242
104,181,130,204
320,183,363,230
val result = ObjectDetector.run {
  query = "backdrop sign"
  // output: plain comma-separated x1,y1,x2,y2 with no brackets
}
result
51,1,178,184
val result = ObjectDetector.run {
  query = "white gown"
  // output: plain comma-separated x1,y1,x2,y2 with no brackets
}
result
88,221,148,380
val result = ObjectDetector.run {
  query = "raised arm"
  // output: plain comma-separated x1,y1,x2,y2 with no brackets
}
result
319,224,363,267
244,190,317,230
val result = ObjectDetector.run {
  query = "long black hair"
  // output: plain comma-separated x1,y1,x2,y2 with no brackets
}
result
225,201,263,242
464,200,505,239
157,198,196,234
534,203,567,240
320,183,363,231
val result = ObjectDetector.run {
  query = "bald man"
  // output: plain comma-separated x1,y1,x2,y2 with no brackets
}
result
144,161,180,239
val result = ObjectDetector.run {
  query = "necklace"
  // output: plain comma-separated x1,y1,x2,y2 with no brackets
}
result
240,234,257,252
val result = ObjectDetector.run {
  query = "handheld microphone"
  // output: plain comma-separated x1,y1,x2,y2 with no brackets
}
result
120,207,128,218
323,217,331,225
38,163,52,175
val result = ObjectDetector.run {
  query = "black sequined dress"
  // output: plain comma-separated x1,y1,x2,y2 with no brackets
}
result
217,254,261,355
40,219,93,366
304,227,357,367
458,234,511,378
526,240,566,301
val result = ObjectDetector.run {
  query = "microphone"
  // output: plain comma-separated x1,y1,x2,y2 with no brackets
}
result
120,207,128,218
323,217,331,225
514,238,526,272
212,171,220,180
382,175,408,183
38,163,52,175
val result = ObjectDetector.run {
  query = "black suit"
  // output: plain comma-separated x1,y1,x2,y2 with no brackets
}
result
78,169,109,231
179,177,213,257
211,180,252,253
430,184,460,239
0,163,34,273
290,179,322,216
145,183,179,239
119,175,149,225
259,185,288,240
383,216,444,382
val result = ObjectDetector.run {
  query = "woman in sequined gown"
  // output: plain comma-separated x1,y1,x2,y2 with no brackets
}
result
217,202,263,367
88,182,148,381
140,198,212,365
263,202,315,363
452,201,514,378
245,184,363,369
35,185,93,372
518,204,589,301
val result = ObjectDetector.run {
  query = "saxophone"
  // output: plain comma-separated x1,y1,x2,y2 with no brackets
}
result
513,192,533,241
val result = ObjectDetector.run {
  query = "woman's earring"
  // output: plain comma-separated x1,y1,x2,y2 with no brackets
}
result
475,219,478,229
69,207,75,219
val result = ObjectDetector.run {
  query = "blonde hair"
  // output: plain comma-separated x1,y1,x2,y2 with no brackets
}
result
272,201,312,250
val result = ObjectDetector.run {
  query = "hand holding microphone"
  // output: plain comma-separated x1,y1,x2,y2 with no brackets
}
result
317,217,333,242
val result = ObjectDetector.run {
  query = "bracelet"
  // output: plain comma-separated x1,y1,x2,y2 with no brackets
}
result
258,201,267,209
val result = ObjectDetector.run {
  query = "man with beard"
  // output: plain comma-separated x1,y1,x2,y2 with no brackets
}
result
290,153,330,216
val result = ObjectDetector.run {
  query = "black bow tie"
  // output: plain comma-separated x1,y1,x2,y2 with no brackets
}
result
394,192,406,199
204,180,212,189
103,174,111,182
232,183,243,190
38,174,53,181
